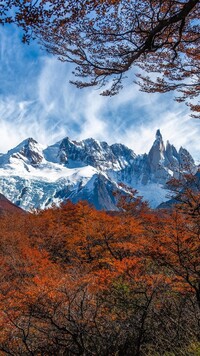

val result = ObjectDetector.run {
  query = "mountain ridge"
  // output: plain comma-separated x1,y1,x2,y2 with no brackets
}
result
0,130,197,211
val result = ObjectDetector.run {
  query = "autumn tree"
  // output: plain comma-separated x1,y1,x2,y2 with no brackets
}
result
1,0,199,116
1,200,200,355
143,203,200,313
0,211,62,355
167,170,200,215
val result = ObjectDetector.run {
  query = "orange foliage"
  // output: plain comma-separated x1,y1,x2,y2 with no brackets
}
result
0,193,200,354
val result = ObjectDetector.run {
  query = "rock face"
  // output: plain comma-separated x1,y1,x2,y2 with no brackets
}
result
148,129,165,171
0,130,197,211
0,138,44,169
44,137,136,170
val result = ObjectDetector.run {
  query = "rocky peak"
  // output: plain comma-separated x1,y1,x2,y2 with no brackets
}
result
3,138,44,166
178,146,195,172
59,137,73,164
166,141,178,155
111,143,136,161
154,129,165,150
155,129,162,140
56,137,136,170
165,141,179,170
23,138,44,165
148,129,165,171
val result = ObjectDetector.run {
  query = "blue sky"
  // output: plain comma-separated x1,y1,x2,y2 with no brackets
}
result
0,25,199,161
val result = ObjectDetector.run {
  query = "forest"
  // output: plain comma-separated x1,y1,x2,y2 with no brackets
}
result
0,182,200,355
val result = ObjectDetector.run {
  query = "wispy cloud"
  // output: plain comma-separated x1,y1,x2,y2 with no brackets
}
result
0,25,199,162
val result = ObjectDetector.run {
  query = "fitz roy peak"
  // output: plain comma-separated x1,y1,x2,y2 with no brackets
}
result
0,130,197,211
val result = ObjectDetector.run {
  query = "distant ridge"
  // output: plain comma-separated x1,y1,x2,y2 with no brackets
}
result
0,130,197,211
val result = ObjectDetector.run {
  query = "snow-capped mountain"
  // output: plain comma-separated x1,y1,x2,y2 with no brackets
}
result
0,130,197,211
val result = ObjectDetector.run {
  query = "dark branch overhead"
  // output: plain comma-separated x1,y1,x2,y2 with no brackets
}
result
1,0,200,116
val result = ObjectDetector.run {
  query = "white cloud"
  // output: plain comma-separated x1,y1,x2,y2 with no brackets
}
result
0,25,199,163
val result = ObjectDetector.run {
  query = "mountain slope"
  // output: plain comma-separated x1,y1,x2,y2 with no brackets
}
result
0,130,197,211
0,193,24,215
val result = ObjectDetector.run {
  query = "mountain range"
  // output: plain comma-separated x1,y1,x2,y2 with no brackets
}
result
0,130,198,211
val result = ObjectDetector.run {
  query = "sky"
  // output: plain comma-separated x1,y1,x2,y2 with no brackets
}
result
0,25,199,162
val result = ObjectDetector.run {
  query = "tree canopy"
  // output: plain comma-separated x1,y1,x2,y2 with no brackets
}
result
1,192,200,354
1,0,200,116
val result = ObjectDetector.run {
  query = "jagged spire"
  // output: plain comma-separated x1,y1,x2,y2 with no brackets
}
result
156,129,162,140
148,129,165,170
152,129,165,150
